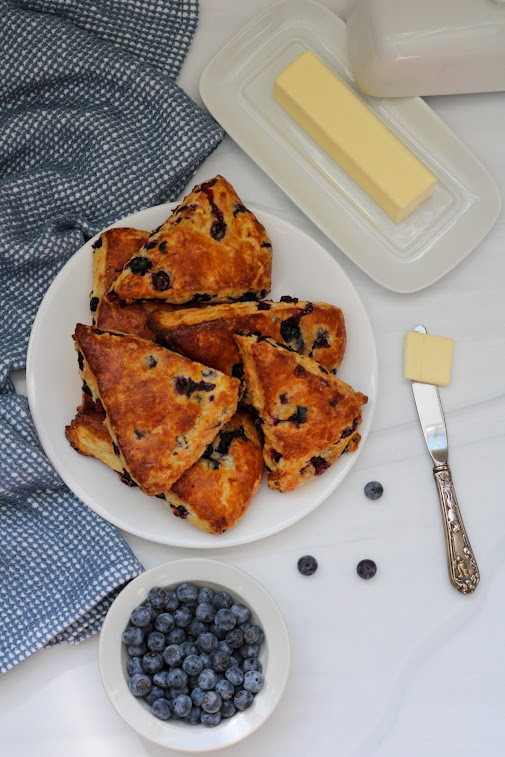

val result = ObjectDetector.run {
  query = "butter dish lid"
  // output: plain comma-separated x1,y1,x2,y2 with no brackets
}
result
199,0,501,293
347,0,505,97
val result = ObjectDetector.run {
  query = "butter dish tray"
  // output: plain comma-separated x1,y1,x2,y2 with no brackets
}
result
199,0,501,293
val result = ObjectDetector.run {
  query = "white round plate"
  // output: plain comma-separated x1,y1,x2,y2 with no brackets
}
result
98,558,290,752
27,203,377,548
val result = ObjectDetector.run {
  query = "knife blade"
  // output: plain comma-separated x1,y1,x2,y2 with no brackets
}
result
410,325,479,595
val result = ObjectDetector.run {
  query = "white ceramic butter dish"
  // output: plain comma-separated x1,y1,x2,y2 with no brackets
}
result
347,0,505,97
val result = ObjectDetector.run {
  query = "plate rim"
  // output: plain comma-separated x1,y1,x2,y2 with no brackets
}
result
26,202,377,548
199,0,501,293
98,557,291,751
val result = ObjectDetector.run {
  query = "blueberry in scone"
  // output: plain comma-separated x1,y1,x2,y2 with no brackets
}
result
72,324,240,495
65,406,264,534
147,299,346,377
108,176,272,305
90,226,178,339
234,333,367,492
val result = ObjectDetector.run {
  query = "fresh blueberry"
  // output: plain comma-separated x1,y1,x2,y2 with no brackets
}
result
164,590,180,612
243,658,262,674
122,626,144,646
189,619,207,639
215,678,234,701
225,666,244,687
154,612,175,633
148,586,169,610
151,698,172,720
225,628,244,649
191,687,205,706
199,652,211,669
228,655,240,668
172,694,192,718
168,668,188,690
174,606,193,628
144,685,165,705
126,656,143,677
201,711,222,727
209,623,226,641
147,632,166,652
162,644,183,667
130,605,151,627
181,641,199,657
201,691,222,714
217,640,233,656
244,670,264,694
197,587,214,604
128,673,151,697
234,689,254,711
209,650,230,673
212,591,233,610
195,602,216,623
230,604,251,624
142,653,163,675
198,668,218,691
153,670,171,689
183,654,204,677
243,625,264,645
166,627,186,645
364,481,384,500
197,632,218,653
239,643,259,659
239,621,251,632
357,559,377,579
127,643,147,657
220,699,237,718
214,608,236,632
185,705,202,724
297,555,318,576
176,582,199,604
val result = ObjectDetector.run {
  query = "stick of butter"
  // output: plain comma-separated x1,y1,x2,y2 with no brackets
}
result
273,51,437,223
404,331,454,386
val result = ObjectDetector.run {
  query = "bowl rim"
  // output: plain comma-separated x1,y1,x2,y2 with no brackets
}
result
98,558,291,751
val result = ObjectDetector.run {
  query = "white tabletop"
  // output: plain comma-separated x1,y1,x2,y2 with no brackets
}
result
3,2,505,755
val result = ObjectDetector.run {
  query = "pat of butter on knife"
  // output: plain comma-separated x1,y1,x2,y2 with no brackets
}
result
273,51,437,223
404,331,454,386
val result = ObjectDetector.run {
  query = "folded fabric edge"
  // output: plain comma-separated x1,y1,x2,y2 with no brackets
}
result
0,563,143,676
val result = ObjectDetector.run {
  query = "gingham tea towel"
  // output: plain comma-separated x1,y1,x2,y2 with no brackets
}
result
0,0,224,675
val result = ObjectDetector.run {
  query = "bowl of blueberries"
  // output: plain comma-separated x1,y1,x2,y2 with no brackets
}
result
98,558,290,751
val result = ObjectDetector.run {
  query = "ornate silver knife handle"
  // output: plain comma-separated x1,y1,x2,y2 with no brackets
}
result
433,464,480,594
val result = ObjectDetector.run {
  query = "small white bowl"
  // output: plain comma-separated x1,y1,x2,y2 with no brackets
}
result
98,558,290,751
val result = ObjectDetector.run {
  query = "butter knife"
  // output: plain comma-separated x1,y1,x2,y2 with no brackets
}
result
410,325,479,595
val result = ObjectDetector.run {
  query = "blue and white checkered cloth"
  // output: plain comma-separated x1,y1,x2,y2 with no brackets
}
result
0,0,224,675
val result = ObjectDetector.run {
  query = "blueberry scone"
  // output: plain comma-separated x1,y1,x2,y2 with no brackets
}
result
148,297,346,377
65,407,264,534
90,226,177,339
108,176,272,305
72,324,241,495
234,333,367,492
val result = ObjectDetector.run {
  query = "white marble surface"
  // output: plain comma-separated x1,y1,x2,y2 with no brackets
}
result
2,2,505,756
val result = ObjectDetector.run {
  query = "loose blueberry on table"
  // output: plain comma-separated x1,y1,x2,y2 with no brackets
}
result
364,481,384,500
297,555,318,576
356,559,377,579
122,583,265,726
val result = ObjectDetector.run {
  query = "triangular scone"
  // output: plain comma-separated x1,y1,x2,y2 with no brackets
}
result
66,407,264,535
90,227,177,339
109,176,272,305
73,324,240,495
149,298,346,377
234,333,368,492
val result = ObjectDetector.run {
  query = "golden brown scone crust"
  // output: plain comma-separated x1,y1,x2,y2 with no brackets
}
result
165,410,264,534
91,227,150,322
109,176,272,304
96,299,178,340
73,324,240,495
234,333,367,492
148,299,346,376
65,407,264,535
